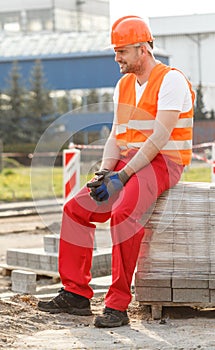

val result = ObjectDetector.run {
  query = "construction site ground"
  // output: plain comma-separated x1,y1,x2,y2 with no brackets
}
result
0,209,215,349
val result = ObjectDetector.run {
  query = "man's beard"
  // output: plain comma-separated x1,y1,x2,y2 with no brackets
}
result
119,62,143,75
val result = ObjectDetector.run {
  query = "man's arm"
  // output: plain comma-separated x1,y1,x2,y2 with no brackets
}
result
99,125,121,171
123,110,181,177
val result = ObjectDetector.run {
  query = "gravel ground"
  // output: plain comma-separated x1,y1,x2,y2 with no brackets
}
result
0,294,215,350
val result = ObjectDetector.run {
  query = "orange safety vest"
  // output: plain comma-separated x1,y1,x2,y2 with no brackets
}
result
116,63,195,165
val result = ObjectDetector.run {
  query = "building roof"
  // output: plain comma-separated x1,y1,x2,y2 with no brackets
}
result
0,31,111,60
149,13,215,36
0,30,168,61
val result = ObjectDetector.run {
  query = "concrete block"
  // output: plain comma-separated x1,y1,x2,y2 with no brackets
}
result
135,286,172,302
28,260,41,270
16,251,28,266
44,235,55,250
6,250,18,266
149,230,174,244
44,235,59,253
209,275,215,289
135,272,171,287
210,289,215,303
39,254,51,264
104,253,111,266
148,242,173,260
11,269,36,294
137,257,174,273
172,275,209,289
50,255,58,272
29,252,40,262
211,263,215,274
92,252,111,277
173,288,210,303
172,242,210,263
39,254,51,271
173,260,210,274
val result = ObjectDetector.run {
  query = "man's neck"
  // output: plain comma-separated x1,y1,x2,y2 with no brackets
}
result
136,59,160,86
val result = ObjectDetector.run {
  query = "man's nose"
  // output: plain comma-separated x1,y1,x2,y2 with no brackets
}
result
115,52,121,62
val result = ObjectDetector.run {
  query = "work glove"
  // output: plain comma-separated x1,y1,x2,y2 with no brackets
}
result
86,170,107,202
87,169,129,202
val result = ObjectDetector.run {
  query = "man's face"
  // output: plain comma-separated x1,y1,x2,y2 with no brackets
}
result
114,45,143,75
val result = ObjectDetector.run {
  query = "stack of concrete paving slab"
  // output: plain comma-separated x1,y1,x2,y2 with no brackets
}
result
6,231,112,280
135,182,215,309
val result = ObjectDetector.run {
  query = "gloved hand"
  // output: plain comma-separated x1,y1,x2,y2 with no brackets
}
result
87,169,129,202
86,170,107,202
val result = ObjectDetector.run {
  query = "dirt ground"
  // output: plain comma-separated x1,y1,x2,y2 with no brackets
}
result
0,292,215,350
0,228,215,349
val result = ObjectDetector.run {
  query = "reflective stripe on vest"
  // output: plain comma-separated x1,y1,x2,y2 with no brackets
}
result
119,139,192,151
115,117,193,135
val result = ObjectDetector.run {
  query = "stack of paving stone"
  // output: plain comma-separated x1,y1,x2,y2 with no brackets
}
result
6,232,112,286
135,182,215,311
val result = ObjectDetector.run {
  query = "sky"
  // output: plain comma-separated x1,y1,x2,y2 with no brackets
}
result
109,0,215,24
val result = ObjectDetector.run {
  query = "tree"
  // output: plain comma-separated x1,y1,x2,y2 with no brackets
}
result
4,61,27,143
27,59,54,142
86,89,99,112
0,91,6,142
210,109,214,120
194,83,207,120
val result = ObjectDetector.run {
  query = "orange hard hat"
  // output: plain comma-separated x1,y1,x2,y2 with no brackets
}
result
111,15,154,49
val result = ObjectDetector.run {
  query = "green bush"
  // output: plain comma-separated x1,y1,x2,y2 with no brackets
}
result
3,158,21,168
2,169,15,176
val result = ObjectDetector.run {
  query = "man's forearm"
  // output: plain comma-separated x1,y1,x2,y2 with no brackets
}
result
122,137,160,177
100,135,121,171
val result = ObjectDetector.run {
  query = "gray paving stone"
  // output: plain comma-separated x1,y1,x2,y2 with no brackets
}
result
173,288,210,303
11,269,36,294
135,272,171,287
135,286,172,302
210,289,215,303
209,275,215,289
172,275,209,289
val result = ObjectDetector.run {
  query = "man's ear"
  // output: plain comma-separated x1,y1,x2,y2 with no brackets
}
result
140,45,148,55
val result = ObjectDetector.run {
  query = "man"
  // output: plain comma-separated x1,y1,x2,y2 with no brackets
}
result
38,15,195,328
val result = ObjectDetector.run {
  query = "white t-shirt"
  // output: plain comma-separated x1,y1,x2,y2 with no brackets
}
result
113,70,192,113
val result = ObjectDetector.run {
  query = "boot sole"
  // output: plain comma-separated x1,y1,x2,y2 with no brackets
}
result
94,318,129,328
38,306,92,316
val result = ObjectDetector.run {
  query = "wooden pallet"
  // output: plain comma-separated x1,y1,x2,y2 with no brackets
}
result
139,301,215,319
0,263,60,283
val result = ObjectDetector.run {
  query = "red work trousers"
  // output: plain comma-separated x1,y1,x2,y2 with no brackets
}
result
59,153,183,311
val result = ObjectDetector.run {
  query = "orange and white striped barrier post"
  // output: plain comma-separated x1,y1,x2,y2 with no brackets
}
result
63,148,80,202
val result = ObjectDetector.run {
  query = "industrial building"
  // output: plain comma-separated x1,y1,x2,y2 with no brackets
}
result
150,13,215,113
0,0,109,33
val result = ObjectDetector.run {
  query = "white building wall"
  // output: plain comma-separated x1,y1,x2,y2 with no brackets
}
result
150,14,215,112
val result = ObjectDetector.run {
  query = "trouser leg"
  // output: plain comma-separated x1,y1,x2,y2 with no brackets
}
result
105,154,183,311
59,186,112,299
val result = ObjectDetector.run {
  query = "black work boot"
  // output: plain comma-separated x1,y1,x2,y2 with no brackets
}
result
94,307,129,328
38,288,92,316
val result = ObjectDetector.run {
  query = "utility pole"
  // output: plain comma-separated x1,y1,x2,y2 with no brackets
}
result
187,33,209,85
76,0,85,32
52,0,56,32
0,139,3,173
197,33,202,84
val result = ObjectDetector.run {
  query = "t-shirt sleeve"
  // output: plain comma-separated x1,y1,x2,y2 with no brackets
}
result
113,81,120,104
158,70,192,112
